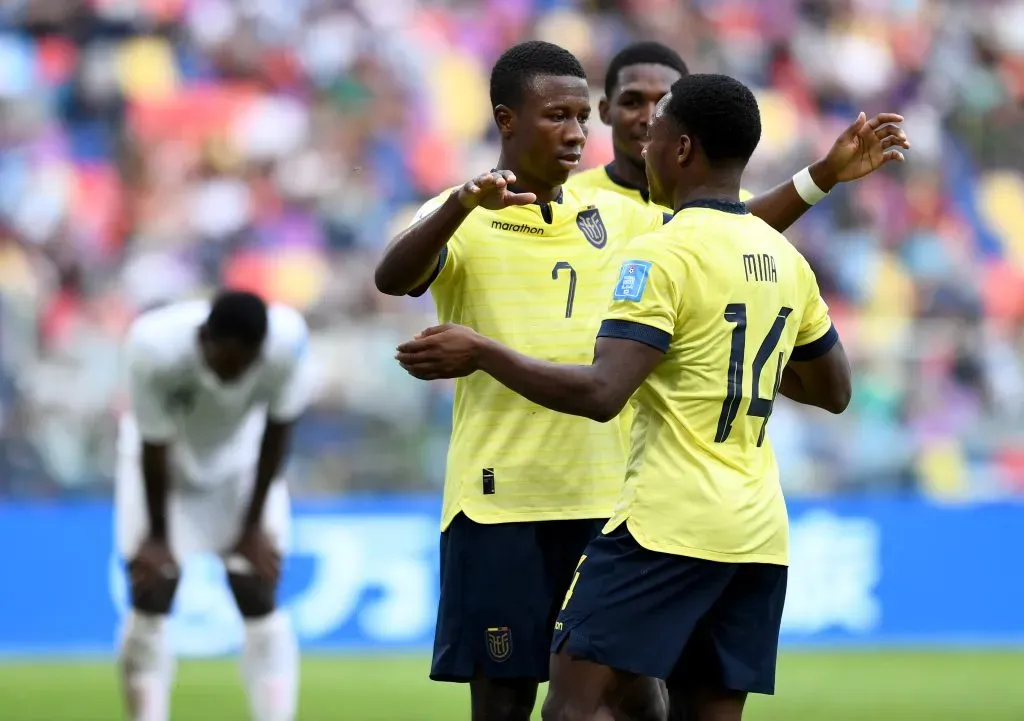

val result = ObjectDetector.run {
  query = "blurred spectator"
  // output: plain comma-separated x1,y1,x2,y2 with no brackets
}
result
0,0,1023,499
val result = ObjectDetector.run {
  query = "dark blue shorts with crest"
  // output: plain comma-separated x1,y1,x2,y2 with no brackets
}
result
429,512,604,682
552,521,788,695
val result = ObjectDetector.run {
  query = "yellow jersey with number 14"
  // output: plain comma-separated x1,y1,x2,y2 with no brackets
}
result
414,186,663,530
567,163,753,211
597,199,838,566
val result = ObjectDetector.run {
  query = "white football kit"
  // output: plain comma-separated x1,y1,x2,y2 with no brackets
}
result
116,300,313,561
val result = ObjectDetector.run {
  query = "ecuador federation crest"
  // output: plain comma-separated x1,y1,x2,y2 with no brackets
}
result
486,626,512,662
576,206,607,249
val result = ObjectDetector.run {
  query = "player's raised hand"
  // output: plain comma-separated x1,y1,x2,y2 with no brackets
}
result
233,527,282,583
131,536,179,591
457,170,537,211
396,324,482,380
821,112,910,184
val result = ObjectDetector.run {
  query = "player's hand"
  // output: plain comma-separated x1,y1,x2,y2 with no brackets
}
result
457,170,537,211
816,112,910,188
395,324,482,380
131,537,179,591
233,527,282,583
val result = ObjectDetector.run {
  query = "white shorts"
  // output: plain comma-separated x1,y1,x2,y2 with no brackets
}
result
115,454,291,564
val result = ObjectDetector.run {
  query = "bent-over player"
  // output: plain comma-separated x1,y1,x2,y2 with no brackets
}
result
117,290,312,721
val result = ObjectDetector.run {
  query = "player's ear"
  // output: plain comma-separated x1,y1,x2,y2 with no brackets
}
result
677,134,693,168
598,97,611,126
494,105,515,138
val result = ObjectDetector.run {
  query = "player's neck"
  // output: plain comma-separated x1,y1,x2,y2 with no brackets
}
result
496,154,561,204
672,179,743,213
607,153,648,191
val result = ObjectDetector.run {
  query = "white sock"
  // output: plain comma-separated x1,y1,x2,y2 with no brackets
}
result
119,612,175,721
241,611,299,721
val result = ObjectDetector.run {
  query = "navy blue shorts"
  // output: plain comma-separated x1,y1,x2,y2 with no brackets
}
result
430,512,605,682
552,521,788,695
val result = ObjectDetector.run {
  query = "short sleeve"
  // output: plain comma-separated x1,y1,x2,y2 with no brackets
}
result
125,329,175,443
791,255,839,361
598,237,683,353
268,314,315,422
407,191,461,297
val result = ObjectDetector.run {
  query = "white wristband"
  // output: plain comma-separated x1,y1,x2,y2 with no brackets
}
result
793,166,829,206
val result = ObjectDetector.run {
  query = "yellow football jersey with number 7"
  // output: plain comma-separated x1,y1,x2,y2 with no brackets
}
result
598,199,837,566
412,185,663,530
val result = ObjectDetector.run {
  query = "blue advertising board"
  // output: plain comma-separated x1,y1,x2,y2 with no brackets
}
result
1,497,1022,657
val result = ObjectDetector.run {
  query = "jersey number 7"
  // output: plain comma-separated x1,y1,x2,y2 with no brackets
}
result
715,304,793,447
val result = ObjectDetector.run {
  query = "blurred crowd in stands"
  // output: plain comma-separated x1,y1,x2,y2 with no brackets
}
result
1,0,1023,499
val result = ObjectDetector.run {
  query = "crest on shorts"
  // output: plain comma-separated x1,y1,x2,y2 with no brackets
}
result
166,384,197,414
486,626,512,662
576,206,607,249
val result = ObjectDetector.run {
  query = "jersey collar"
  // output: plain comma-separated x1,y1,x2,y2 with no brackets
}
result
674,198,749,216
604,162,650,203
499,171,564,224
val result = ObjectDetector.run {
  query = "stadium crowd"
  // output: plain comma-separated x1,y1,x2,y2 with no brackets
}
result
0,0,1023,498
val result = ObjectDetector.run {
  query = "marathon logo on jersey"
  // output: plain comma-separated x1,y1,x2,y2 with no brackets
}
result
576,206,607,249
491,220,545,235
612,260,652,301
486,626,512,662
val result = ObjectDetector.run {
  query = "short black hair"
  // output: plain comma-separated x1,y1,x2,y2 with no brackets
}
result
665,74,761,164
490,41,586,109
206,290,268,347
604,42,688,99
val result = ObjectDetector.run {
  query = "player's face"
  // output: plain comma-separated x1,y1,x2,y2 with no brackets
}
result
602,64,681,168
200,335,262,383
643,94,678,209
506,75,590,188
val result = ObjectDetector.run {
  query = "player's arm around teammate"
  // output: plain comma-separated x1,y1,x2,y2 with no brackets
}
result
578,42,909,233
746,110,908,231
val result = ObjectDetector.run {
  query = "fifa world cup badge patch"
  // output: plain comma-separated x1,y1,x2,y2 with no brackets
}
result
486,626,512,662
612,260,652,301
576,206,607,249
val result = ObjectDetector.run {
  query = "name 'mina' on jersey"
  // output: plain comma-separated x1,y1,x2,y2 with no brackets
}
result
598,199,839,566
122,300,314,487
412,185,663,529
567,163,754,214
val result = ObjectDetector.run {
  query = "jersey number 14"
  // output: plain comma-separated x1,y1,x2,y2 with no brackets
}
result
716,304,793,447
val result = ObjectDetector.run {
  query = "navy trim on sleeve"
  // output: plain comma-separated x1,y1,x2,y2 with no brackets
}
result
408,246,448,298
597,319,671,353
791,323,839,361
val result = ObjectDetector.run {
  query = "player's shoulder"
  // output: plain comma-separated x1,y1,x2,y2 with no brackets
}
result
413,187,457,222
566,185,662,227
265,304,309,363
126,300,209,367
565,166,610,192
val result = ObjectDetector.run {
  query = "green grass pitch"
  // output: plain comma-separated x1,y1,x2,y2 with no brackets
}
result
1,651,1022,720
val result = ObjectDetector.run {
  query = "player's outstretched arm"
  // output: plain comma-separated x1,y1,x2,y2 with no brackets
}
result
779,339,852,414
746,112,909,232
396,325,662,422
374,170,536,296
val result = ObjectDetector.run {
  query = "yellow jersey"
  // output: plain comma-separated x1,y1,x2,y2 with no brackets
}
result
598,198,838,566
568,163,753,212
414,185,663,529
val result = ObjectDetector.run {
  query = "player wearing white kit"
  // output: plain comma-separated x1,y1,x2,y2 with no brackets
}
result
116,291,312,721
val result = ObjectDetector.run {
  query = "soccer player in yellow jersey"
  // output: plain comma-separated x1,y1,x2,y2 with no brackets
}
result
396,73,857,721
568,41,908,231
377,40,902,721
